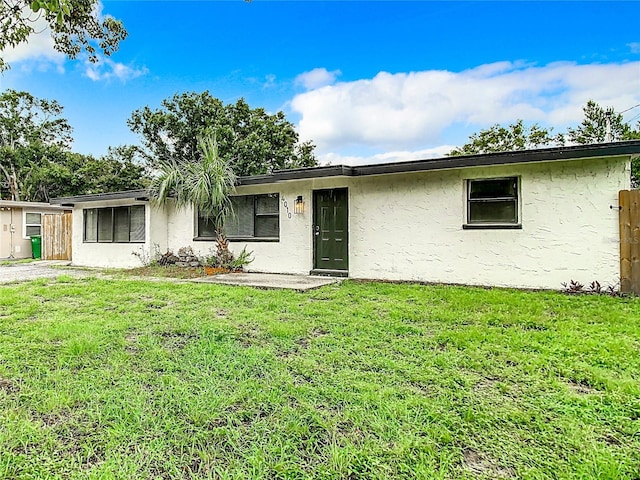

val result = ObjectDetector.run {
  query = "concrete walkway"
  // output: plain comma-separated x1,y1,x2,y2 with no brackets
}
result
0,260,94,284
191,272,341,291
0,261,341,291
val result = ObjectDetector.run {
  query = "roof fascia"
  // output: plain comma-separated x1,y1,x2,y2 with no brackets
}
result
50,189,149,205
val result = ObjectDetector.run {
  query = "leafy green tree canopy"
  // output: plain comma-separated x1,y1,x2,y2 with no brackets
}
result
0,89,72,148
0,89,147,201
1,143,148,202
128,91,318,176
566,101,640,186
567,100,639,144
1,0,127,71
0,89,73,200
449,100,640,186
449,120,564,157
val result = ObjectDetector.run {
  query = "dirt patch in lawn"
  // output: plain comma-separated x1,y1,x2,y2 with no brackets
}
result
0,377,19,394
463,448,515,478
568,379,600,395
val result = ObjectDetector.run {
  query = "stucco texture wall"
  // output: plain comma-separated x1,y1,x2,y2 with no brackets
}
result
347,157,628,289
0,207,21,258
70,198,152,268
163,156,628,289
166,182,315,274
69,155,629,289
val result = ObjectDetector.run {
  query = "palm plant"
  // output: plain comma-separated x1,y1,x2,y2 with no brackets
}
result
149,134,237,265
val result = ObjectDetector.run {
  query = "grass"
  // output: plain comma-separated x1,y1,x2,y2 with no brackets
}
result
0,277,639,479
120,264,208,279
0,258,35,266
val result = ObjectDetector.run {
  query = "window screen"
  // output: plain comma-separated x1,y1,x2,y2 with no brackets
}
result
130,206,145,242
97,208,113,242
197,194,279,240
25,212,42,237
225,196,255,237
113,207,130,242
467,178,518,224
84,209,98,242
83,206,145,243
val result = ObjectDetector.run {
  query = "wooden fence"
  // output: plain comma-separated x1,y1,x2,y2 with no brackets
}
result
619,190,640,295
42,212,72,261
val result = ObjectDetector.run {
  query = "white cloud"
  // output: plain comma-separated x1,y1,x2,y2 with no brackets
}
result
84,57,149,82
1,6,65,67
295,67,341,90
319,145,456,166
263,74,277,88
2,1,142,81
291,61,640,154
629,43,640,54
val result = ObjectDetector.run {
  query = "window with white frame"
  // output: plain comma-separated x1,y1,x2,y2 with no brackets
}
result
83,206,145,243
24,212,42,238
196,194,280,241
465,177,520,228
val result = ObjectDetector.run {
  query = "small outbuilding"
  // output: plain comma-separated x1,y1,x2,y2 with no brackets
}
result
51,141,640,290
0,200,70,260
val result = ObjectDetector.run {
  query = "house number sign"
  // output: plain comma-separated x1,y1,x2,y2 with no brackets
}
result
281,196,292,219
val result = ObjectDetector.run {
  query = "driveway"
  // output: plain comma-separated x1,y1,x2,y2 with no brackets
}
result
0,261,93,284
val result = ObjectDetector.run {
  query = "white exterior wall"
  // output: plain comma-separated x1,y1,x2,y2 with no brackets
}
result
68,155,630,289
163,156,628,290
70,198,155,268
165,183,315,274
149,203,169,258
347,157,628,289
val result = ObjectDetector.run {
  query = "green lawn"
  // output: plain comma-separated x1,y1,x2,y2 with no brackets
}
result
0,277,638,479
0,259,35,266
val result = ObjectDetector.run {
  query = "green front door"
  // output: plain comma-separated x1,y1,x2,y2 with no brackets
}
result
313,188,348,272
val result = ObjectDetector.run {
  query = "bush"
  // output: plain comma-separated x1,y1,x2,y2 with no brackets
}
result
203,245,253,271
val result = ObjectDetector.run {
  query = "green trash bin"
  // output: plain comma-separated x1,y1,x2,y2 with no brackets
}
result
30,235,42,259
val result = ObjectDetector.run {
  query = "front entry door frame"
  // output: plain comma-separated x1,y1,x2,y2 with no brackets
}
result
312,188,349,276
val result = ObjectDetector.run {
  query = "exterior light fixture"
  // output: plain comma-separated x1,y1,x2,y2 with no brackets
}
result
294,195,304,214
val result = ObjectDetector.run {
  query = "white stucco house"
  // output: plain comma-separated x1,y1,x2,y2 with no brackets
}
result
50,141,640,290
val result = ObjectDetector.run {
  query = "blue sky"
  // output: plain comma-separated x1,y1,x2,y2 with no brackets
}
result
2,1,640,165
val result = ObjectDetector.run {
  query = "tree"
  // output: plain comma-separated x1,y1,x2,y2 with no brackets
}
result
566,100,640,186
622,122,640,187
86,145,148,193
0,90,147,201
149,134,237,265
7,143,70,201
449,100,640,187
0,89,72,148
449,120,564,157
0,89,72,200
2,143,148,202
128,92,318,176
0,0,127,71
566,100,634,144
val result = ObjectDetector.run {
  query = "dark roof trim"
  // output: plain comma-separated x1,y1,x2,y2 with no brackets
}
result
237,140,640,186
238,165,354,185
50,189,148,205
